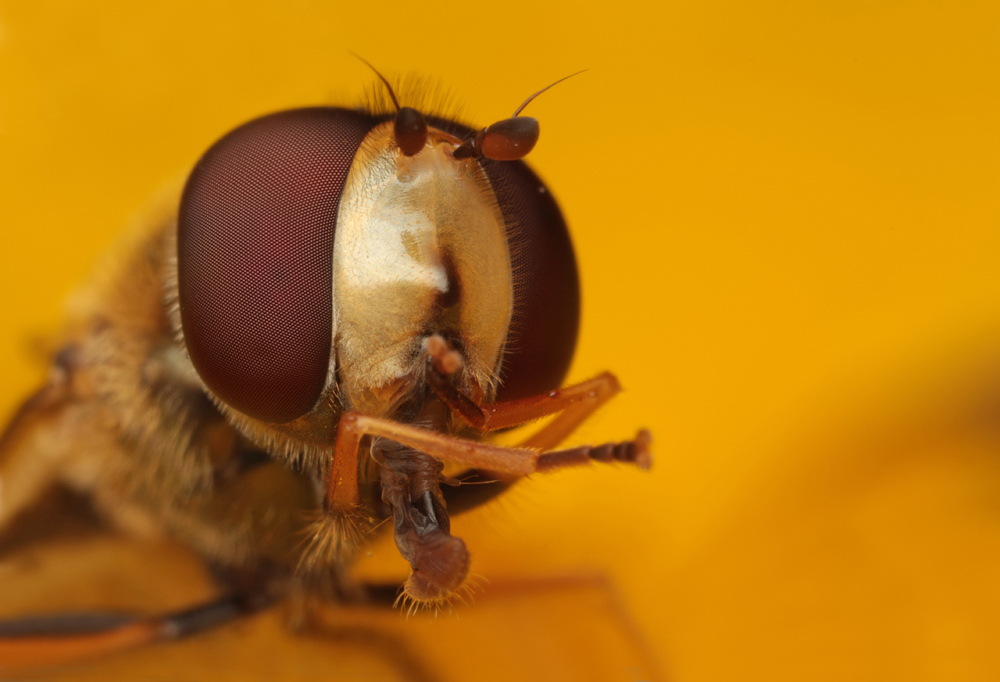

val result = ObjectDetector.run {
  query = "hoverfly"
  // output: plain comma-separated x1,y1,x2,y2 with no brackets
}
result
0,62,651,670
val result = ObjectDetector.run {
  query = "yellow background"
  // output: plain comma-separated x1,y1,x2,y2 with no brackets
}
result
2,1,1000,680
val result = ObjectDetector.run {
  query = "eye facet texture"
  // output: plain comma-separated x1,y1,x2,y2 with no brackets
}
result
483,157,580,402
179,108,378,423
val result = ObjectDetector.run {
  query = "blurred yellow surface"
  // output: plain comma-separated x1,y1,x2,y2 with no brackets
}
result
2,1,1000,680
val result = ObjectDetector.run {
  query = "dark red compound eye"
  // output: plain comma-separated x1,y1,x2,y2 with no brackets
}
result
178,108,379,423
483,158,580,402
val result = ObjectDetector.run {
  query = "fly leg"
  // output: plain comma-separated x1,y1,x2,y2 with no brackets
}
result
0,591,268,674
319,339,652,607
326,376,653,518
322,408,651,605
323,338,651,519
423,337,652,512
440,427,652,516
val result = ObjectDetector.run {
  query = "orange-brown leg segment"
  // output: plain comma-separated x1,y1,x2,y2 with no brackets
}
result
0,620,161,672
429,371,623,435
327,406,651,490
433,371,650,514
340,412,541,475
323,411,539,515
0,593,260,674
325,371,652,517
429,370,651,466
512,372,625,449
326,415,364,512
338,412,538,476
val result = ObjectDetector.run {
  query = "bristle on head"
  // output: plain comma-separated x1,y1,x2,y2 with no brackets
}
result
360,72,467,126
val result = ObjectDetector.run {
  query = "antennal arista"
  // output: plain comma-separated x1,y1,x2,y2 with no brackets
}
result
511,69,587,117
453,70,587,161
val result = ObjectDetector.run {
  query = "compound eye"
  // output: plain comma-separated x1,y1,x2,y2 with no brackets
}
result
480,158,579,401
178,108,377,423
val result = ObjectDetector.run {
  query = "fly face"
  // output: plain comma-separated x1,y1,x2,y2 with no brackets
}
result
0,64,651,671
174,64,651,606
332,121,513,417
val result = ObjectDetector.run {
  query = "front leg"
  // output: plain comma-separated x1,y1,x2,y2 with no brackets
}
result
318,402,651,607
